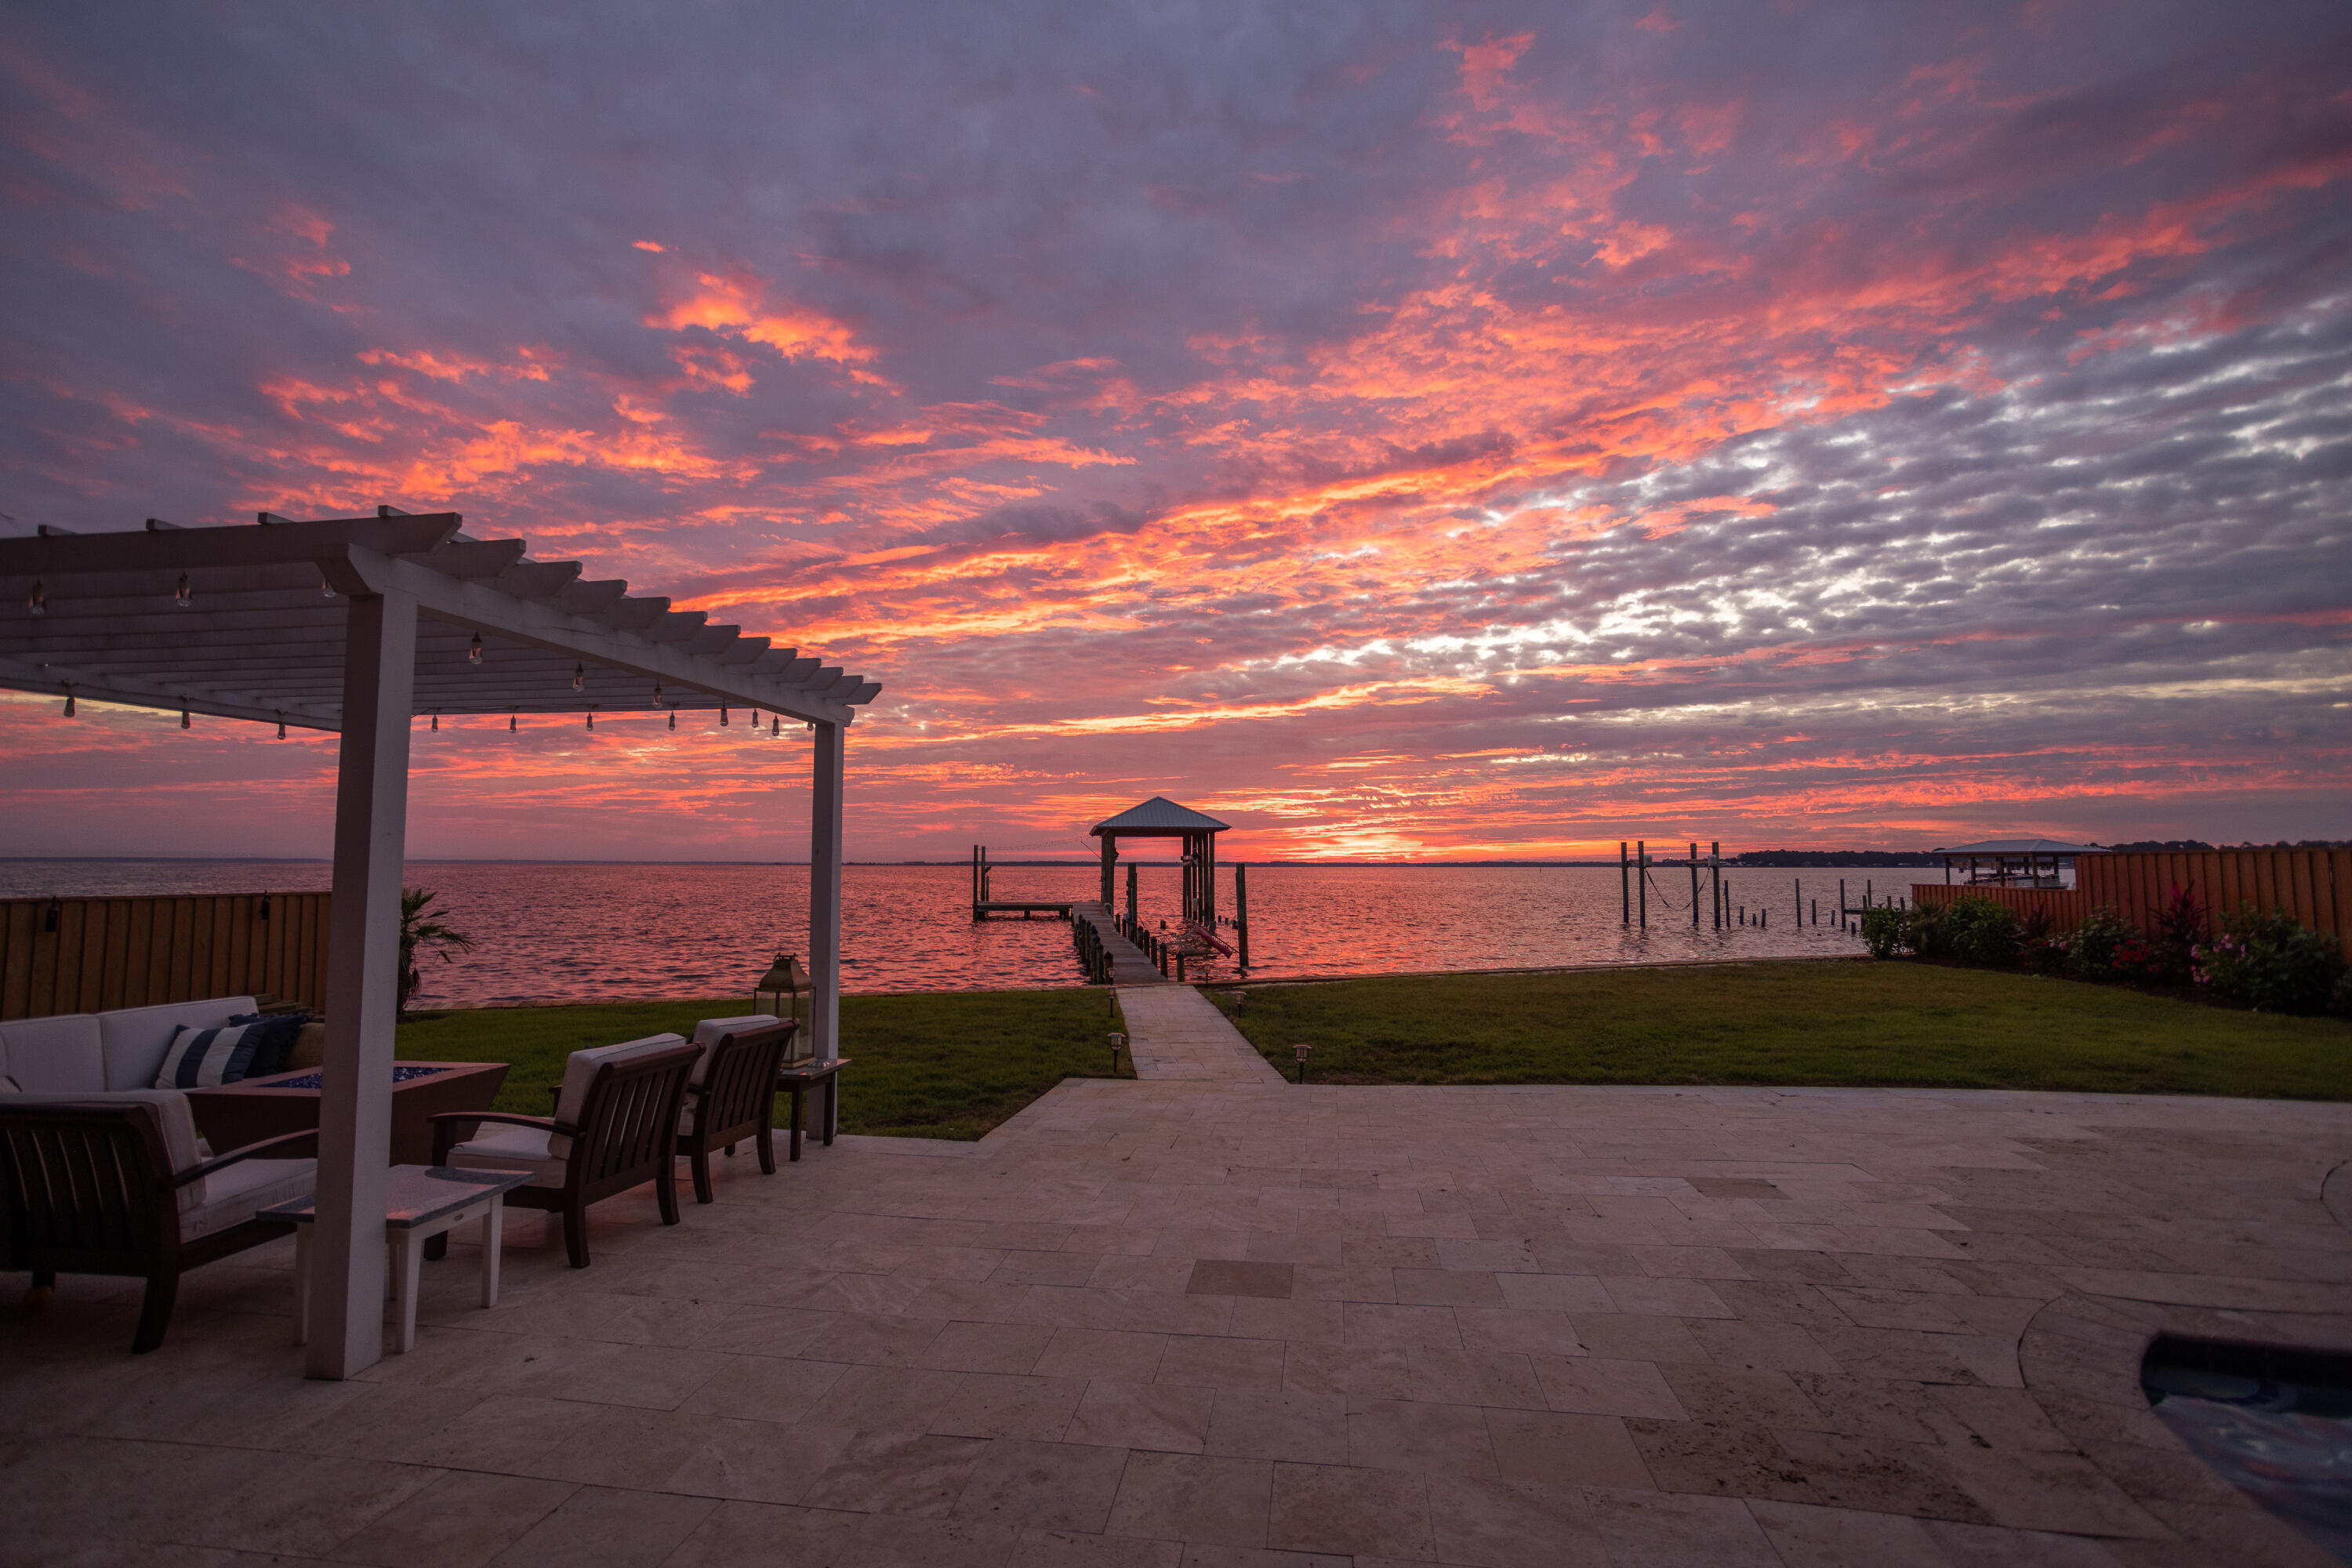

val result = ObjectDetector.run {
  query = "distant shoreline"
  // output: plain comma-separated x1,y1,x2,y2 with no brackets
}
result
0,855,1947,869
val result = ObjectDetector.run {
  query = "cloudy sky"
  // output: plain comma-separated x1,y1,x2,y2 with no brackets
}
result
3,2,2347,861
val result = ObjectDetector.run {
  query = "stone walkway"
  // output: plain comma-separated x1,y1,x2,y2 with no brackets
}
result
5,995,2351,1566
1116,984,1288,1086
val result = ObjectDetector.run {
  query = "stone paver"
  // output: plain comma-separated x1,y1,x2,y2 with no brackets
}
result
5,993,2350,1567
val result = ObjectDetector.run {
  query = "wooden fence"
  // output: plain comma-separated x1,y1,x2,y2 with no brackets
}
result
0,891,331,1021
1912,848,2351,949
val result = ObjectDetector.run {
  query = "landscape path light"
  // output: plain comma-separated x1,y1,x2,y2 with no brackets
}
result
1108,1032,1125,1073
1292,1042,1311,1083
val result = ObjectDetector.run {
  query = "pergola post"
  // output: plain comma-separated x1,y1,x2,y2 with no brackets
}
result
307,588,417,1380
1099,834,1116,908
808,720,844,1130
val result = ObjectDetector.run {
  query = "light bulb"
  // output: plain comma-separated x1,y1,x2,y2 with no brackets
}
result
430,712,439,731
61,689,75,718
27,579,44,616
721,706,729,727
321,579,336,598
180,700,191,729
509,710,517,731
668,709,676,731
174,573,191,608
586,711,594,730
572,662,585,691
275,712,286,739
468,633,484,663
770,716,779,737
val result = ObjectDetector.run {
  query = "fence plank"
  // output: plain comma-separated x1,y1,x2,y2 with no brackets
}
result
0,892,333,1021
1912,848,2346,947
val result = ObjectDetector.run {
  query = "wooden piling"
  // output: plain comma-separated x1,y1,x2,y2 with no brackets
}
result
1620,842,1630,926
1637,840,1647,929
1690,843,1700,927
1711,841,1722,931
1236,863,1250,971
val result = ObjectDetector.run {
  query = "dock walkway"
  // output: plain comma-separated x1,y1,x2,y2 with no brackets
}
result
1073,902,1167,986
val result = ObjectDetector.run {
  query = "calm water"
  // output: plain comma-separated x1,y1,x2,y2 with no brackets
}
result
0,859,1901,1007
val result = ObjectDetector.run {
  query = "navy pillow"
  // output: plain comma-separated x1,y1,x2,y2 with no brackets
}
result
156,1024,262,1089
228,1012,311,1077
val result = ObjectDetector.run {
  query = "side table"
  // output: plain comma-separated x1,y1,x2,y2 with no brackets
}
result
264,1163,535,1354
775,1056,850,1160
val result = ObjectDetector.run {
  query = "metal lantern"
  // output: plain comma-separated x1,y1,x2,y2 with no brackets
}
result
1291,1041,1312,1084
754,952,812,1051
1108,1032,1126,1073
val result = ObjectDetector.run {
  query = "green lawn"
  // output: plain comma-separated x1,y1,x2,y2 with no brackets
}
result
395,986,1131,1141
1204,960,2352,1100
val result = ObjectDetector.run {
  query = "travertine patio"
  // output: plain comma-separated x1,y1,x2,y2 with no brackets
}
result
5,985,2350,1566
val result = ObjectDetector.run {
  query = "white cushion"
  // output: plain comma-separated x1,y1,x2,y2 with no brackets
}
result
0,1089,205,1210
100,997,255,1091
550,1034,690,1158
187,1157,316,1238
689,1016,779,1084
444,1123,566,1187
0,1014,106,1094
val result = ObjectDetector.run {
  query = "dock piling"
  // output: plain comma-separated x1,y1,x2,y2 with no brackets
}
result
1690,843,1700,927
1620,842,1629,927
1236,863,1250,971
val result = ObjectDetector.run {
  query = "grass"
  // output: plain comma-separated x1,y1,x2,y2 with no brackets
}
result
395,985,1131,1141
1205,960,2352,1100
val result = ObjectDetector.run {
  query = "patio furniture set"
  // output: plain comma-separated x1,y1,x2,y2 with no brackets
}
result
0,1000,839,1354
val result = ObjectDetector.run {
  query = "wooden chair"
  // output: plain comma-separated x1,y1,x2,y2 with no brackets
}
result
676,1019,799,1203
428,1036,700,1269
0,1092,317,1352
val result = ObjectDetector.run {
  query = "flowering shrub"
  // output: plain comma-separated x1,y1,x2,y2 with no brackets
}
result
2017,906,2070,975
2065,907,2135,980
2194,906,2347,1014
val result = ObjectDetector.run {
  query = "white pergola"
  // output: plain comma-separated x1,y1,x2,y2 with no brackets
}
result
0,511,880,1378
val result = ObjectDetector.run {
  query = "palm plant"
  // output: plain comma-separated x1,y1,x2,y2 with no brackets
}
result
398,887,475,1018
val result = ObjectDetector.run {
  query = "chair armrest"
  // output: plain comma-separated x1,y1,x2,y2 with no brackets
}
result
169,1128,321,1189
426,1110,576,1138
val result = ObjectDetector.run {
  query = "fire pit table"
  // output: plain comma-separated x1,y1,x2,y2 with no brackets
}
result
187,1060,508,1166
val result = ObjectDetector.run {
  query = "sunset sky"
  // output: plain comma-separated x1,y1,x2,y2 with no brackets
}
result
3,2,2347,862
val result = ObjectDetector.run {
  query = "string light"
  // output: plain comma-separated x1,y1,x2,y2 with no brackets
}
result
430,711,439,731
668,708,676,731
770,715,779,737
572,662,585,691
180,698,191,729
275,711,286,739
27,579,44,617
509,710,517,731
321,578,336,598
174,572,191,609
61,684,74,719
586,710,594,730
720,706,729,727
468,633,484,663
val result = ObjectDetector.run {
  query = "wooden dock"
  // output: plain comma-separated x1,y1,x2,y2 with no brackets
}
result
969,843,1074,920
1073,902,1167,985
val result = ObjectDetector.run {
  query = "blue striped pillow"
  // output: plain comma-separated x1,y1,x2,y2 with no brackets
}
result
154,1024,262,1089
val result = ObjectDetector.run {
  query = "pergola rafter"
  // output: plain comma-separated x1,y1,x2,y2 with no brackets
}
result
0,510,880,1383
2,514,880,728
